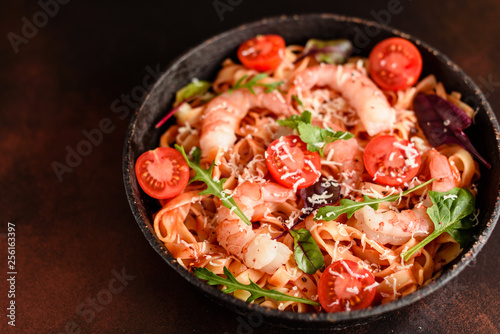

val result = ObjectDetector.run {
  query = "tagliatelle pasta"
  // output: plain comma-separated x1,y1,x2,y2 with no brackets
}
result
143,36,481,313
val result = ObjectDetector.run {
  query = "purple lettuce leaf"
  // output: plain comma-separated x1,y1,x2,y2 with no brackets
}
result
274,177,340,240
299,177,341,211
295,39,353,65
413,93,490,168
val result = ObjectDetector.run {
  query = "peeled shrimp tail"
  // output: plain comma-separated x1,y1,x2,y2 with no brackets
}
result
289,64,395,136
352,205,434,246
200,88,293,155
428,150,460,192
216,181,295,274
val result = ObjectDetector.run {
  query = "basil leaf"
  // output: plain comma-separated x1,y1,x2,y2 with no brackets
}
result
289,229,324,275
446,226,471,249
175,80,211,107
402,187,475,261
193,266,319,306
315,179,434,221
175,145,251,226
300,39,353,64
427,188,475,225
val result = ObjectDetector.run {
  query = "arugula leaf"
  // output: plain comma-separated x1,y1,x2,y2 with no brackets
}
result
175,145,251,226
315,179,434,221
277,111,353,156
298,39,353,64
230,73,284,95
402,188,475,261
289,229,324,274
174,79,211,107
193,266,319,305
292,94,304,106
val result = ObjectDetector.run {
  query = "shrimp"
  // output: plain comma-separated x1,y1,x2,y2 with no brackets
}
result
289,64,395,136
216,181,295,274
321,133,364,196
200,88,293,155
428,150,460,192
323,137,364,177
351,205,434,246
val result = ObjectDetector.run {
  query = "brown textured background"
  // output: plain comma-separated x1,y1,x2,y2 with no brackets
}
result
1,0,499,333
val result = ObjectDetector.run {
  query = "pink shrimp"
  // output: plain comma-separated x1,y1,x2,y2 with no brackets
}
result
200,88,293,155
216,181,295,274
289,64,395,136
323,137,364,177
428,150,460,192
352,205,434,246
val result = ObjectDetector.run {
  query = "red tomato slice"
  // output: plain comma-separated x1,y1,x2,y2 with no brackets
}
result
266,135,321,190
368,37,423,91
134,147,189,199
237,34,285,72
363,135,421,186
318,260,376,313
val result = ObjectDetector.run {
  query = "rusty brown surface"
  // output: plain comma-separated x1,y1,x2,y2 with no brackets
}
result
1,0,499,333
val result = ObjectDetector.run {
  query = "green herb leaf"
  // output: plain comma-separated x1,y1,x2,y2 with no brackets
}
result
193,266,319,305
277,111,353,156
300,39,353,64
155,80,213,128
315,179,434,221
402,187,475,261
297,123,324,152
175,79,211,107
229,73,284,95
289,229,324,274
277,110,312,130
292,94,304,106
446,218,472,249
175,145,251,226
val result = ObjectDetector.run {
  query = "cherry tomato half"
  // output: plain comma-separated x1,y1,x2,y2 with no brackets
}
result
363,135,421,186
266,135,321,190
135,147,189,199
318,260,376,313
368,37,423,91
237,34,285,72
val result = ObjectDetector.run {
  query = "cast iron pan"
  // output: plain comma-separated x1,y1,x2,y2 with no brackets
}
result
123,14,500,329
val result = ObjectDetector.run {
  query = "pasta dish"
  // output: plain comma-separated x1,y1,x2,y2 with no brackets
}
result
134,35,485,312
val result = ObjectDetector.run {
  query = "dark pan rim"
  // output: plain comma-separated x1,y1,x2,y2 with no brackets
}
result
123,13,500,325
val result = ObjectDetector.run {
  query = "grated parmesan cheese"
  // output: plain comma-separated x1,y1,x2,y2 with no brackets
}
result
393,141,419,169
346,286,359,294
363,281,379,291
443,194,458,200
292,178,306,192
